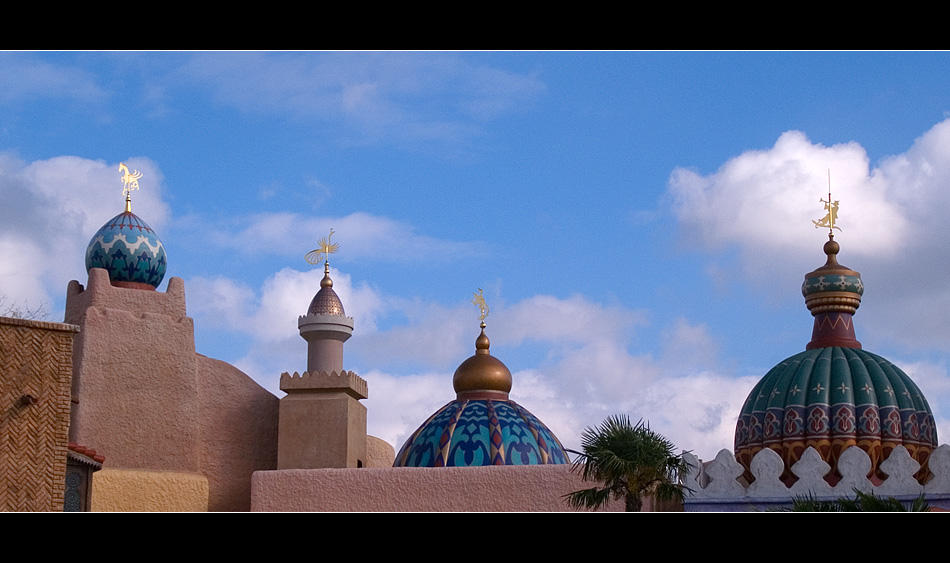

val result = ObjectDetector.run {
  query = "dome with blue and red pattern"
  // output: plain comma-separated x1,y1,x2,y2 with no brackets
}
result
394,323,570,467
85,210,167,290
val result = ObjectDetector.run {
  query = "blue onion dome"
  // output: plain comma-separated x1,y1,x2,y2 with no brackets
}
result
735,234,936,482
308,264,345,316
85,210,167,290
394,323,570,467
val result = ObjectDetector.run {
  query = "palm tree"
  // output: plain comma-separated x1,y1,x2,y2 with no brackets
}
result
789,489,930,512
565,415,691,512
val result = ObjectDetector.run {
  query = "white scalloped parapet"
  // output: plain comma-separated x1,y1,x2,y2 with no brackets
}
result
682,444,950,511
279,370,368,400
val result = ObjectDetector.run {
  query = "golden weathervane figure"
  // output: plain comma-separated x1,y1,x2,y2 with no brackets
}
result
306,228,340,266
119,163,143,212
813,170,842,233
472,288,489,324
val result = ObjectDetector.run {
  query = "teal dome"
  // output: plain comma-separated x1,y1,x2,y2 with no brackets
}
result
734,346,937,478
735,234,936,480
394,324,569,467
394,398,570,467
85,210,167,289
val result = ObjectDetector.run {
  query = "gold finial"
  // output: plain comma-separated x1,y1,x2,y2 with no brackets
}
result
471,288,489,325
812,170,842,234
305,228,340,266
119,163,143,212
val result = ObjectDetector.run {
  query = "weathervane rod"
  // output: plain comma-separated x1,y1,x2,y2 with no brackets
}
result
812,169,841,234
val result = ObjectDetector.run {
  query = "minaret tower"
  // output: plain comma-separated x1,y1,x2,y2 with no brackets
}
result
299,238,354,374
278,230,368,469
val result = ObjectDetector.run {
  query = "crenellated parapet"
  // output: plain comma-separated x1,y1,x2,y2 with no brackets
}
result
279,370,367,400
277,367,368,469
66,268,186,325
683,444,950,511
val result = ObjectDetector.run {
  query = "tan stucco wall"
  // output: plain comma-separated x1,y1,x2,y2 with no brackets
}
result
68,271,200,472
196,355,278,511
67,269,279,511
365,436,395,468
91,468,208,512
278,391,366,469
251,464,621,511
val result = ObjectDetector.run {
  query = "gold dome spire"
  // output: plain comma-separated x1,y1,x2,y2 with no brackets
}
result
453,290,512,399
802,183,864,349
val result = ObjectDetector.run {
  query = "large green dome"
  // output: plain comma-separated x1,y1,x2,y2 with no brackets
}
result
735,233,937,480
734,346,936,479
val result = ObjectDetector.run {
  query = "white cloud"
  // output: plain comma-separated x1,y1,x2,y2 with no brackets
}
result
670,130,908,274
192,267,747,458
668,120,950,353
362,369,451,451
663,119,950,457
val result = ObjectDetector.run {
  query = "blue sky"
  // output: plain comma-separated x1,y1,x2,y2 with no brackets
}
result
3,51,950,460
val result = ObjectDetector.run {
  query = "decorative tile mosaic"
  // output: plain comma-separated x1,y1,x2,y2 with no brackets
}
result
735,346,936,480
85,211,166,288
394,399,570,467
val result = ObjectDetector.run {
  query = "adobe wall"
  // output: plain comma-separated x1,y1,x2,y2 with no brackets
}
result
197,355,278,511
0,316,78,511
67,269,200,472
366,436,396,468
67,269,280,511
91,469,208,511
251,464,622,511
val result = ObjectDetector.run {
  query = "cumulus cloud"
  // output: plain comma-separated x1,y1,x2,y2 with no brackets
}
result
668,120,950,353
190,265,745,457
0,154,168,312
362,369,450,450
670,130,908,276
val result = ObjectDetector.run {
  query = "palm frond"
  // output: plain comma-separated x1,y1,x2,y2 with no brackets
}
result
563,487,613,511
789,489,930,512
567,414,689,511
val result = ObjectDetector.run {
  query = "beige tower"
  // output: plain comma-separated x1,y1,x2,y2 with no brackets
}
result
278,259,368,469
69,172,278,511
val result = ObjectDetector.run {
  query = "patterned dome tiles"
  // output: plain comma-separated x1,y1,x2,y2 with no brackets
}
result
307,286,346,316
735,346,936,480
394,399,570,467
85,211,166,289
